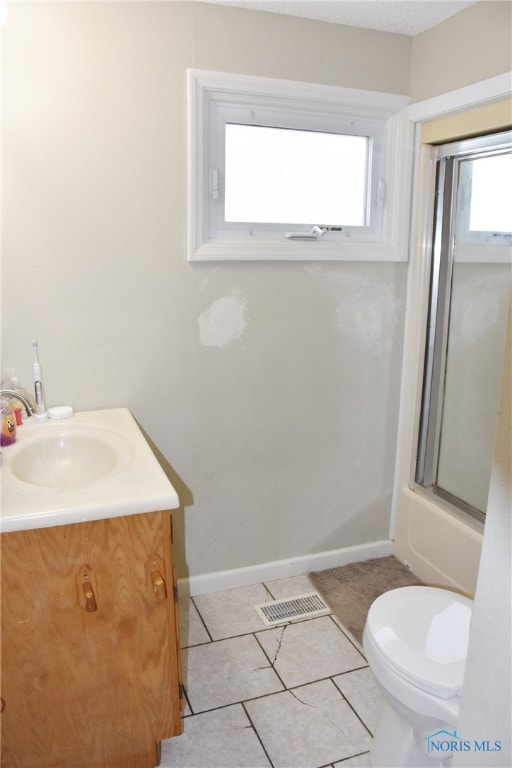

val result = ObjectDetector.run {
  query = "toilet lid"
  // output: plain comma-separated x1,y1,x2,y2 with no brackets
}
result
366,586,473,698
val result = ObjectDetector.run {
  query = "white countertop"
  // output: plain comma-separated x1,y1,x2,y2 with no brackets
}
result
1,408,179,533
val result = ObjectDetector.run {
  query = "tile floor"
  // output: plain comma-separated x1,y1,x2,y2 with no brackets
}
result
160,574,385,768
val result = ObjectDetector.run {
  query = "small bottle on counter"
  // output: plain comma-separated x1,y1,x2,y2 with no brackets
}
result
1,397,17,446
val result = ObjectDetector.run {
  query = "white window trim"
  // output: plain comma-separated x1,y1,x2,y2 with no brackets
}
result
430,131,512,261
188,69,411,262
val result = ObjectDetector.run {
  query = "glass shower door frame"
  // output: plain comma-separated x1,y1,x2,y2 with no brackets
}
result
416,130,512,523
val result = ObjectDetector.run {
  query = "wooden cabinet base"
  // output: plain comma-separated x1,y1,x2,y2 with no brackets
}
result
1,512,182,768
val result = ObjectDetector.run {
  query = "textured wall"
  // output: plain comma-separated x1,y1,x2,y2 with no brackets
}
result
410,0,512,102
2,2,410,579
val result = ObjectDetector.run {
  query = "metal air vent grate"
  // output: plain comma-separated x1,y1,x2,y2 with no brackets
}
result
254,591,331,627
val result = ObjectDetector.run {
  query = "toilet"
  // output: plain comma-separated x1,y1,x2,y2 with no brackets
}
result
362,585,473,768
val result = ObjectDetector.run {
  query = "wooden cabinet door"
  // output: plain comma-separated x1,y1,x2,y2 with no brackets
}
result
1,512,182,768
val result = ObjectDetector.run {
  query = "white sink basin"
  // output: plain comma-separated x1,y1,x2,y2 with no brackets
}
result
10,431,121,488
1,408,179,533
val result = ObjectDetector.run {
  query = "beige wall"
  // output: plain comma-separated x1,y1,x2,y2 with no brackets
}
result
421,99,512,143
1,2,410,581
192,2,411,92
410,1,512,102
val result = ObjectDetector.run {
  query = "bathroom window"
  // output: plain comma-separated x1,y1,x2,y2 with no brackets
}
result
416,131,512,522
188,69,410,261
455,151,512,256
224,124,369,228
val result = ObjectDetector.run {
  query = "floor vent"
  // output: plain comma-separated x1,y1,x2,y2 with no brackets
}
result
254,592,331,627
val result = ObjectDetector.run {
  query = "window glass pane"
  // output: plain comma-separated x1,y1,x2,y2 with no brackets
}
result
224,124,368,226
469,153,512,232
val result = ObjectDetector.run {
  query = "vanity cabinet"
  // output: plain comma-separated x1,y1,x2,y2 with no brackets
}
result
0,511,183,768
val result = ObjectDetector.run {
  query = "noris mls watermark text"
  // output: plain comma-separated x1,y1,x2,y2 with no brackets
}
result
424,729,502,755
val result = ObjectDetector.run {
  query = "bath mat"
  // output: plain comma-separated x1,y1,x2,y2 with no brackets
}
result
309,555,423,647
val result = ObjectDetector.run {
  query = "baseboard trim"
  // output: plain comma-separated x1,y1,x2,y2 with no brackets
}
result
178,539,393,597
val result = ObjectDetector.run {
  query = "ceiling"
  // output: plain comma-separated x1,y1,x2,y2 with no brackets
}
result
204,0,478,37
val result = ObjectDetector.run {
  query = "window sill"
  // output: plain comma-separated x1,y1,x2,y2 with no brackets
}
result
189,238,407,262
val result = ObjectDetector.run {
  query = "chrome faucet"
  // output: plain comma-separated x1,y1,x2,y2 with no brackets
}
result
0,388,39,417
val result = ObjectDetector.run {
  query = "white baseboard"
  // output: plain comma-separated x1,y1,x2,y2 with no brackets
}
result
177,539,393,597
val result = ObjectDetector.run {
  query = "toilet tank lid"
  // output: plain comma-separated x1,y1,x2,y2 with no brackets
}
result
366,586,473,698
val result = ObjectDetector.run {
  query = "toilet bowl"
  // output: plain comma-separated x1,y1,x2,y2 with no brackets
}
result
362,585,473,768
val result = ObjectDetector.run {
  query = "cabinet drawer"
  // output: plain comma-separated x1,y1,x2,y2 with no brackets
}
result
1,511,181,768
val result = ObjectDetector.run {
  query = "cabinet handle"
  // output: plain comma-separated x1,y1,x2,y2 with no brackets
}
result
76,565,98,612
82,581,98,612
145,554,168,601
150,570,167,600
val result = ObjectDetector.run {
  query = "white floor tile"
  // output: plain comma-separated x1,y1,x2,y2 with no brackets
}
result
245,679,371,768
264,574,316,600
179,597,211,648
159,705,271,768
333,667,385,734
331,614,364,654
334,753,372,767
167,578,379,768
193,583,273,639
181,697,192,717
256,616,366,688
184,634,284,713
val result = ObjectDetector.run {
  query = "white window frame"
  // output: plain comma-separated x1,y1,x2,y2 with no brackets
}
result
452,138,512,263
188,69,411,262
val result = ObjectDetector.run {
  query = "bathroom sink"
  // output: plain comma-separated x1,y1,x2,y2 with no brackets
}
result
10,431,121,488
1,408,179,533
